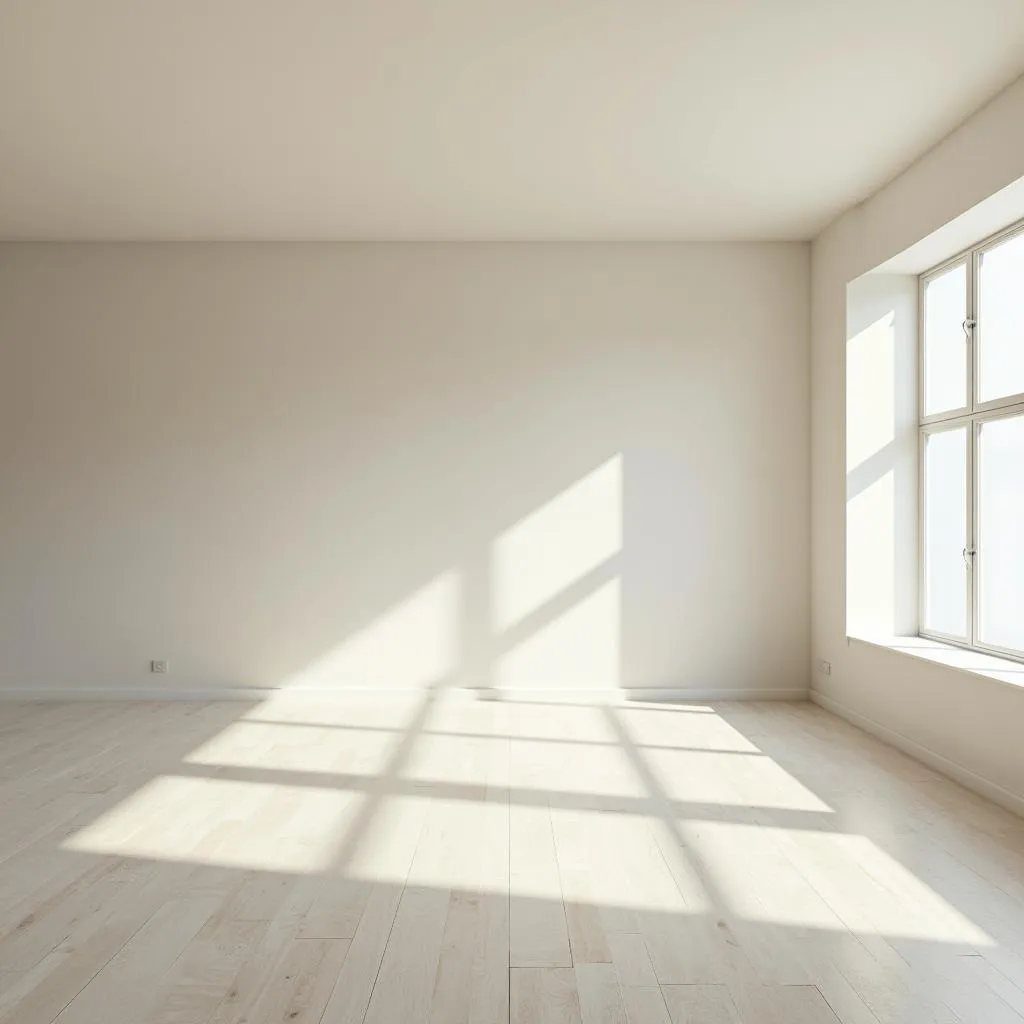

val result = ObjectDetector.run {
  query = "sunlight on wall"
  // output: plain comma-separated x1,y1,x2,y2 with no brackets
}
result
847,312,895,474
492,456,622,630
282,571,460,690
63,775,357,873
496,578,620,690
847,470,896,637
845,276,919,639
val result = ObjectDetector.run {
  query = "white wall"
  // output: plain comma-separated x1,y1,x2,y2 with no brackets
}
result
812,75,1024,807
845,273,918,640
0,243,809,698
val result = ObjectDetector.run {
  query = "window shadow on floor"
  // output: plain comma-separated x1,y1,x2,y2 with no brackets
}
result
2,692,1022,1024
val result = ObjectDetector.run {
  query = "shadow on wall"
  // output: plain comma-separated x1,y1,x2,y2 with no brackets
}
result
845,273,919,639
0,245,809,694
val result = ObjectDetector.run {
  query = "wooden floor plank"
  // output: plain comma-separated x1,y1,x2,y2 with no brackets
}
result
511,967,584,1024
576,963,627,1024
0,696,1022,1024
619,986,672,1024
662,984,740,1024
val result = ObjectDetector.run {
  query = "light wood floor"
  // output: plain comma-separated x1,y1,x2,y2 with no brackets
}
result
1,694,1023,1024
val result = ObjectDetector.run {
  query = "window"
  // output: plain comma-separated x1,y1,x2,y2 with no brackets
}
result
920,222,1024,660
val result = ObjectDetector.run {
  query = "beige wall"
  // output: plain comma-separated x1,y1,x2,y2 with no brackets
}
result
0,243,809,697
812,76,1024,807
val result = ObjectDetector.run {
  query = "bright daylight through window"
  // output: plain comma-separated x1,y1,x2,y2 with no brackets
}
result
921,221,1024,659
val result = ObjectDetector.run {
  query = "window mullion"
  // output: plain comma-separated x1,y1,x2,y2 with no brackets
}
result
968,247,978,415
967,417,977,647
968,249,978,648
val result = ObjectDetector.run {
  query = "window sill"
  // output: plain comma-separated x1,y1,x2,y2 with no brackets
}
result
847,633,1024,689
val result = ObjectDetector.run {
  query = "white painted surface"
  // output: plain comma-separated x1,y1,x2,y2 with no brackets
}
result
0,242,809,697
812,77,1024,806
845,274,918,640
811,690,1024,819
2,3,1024,241
0,687,809,703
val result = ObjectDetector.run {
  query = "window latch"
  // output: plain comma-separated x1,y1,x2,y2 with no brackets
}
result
963,547,976,568
963,318,976,338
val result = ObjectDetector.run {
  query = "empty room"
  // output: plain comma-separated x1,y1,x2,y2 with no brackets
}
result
3,3,1024,1023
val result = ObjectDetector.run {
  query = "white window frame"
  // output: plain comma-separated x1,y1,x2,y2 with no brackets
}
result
919,218,1024,663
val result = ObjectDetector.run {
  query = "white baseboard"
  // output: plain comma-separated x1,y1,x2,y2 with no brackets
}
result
811,689,1024,820
0,687,277,701
632,687,807,702
0,685,808,704
478,687,808,704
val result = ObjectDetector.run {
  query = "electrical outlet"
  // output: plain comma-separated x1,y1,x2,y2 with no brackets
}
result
817,659,831,676
150,660,169,674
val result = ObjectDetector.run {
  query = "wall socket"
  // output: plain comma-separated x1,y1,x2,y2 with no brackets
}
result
150,660,169,674
817,658,831,676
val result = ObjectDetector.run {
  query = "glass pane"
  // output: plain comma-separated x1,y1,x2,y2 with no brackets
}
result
922,427,967,637
977,414,1024,652
977,231,1024,404
923,262,967,416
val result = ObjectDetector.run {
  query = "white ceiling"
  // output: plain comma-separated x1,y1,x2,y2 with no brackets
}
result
2,1,1024,241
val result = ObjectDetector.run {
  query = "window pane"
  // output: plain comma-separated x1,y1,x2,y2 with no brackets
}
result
922,427,967,637
977,231,1024,404
923,262,967,416
977,414,1024,652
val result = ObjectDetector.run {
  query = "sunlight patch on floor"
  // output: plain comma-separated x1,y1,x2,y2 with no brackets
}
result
62,775,359,874
183,718,401,773
681,820,993,945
